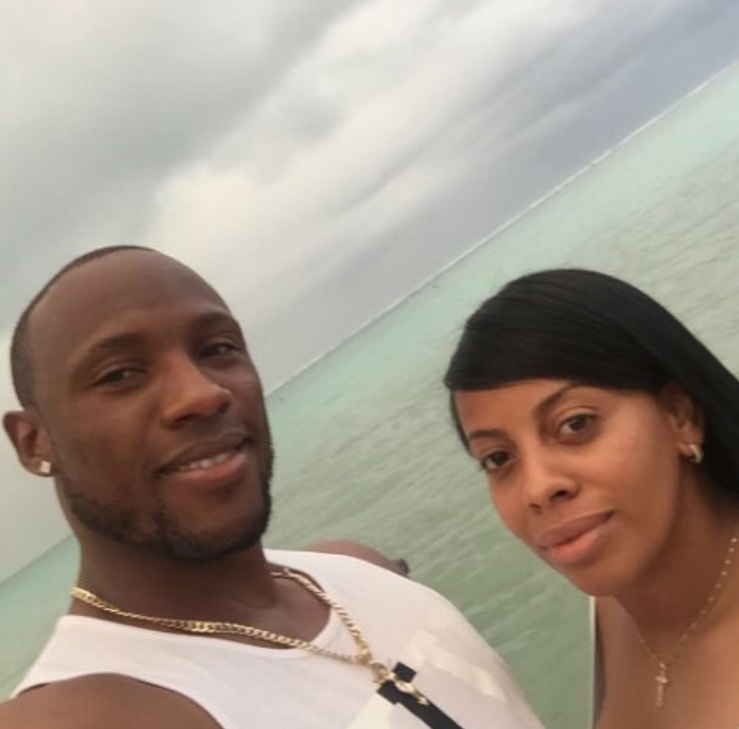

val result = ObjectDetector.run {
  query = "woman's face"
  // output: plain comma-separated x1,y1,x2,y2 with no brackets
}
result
453,380,703,596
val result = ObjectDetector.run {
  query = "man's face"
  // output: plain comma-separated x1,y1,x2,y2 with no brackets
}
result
26,251,273,560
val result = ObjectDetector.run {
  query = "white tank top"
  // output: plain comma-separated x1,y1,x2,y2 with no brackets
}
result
16,550,544,729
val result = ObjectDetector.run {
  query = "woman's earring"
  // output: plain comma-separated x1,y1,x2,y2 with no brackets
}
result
688,443,704,465
37,460,53,476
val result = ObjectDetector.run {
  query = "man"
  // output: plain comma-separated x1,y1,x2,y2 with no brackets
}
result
1,246,543,729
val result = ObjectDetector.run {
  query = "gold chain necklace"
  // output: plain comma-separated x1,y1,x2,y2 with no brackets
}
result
71,566,429,705
634,527,738,709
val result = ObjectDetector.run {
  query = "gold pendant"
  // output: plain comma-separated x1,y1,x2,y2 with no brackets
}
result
388,671,430,706
654,663,669,709
369,661,430,705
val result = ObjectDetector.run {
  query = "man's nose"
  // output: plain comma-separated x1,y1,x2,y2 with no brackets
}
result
159,357,232,425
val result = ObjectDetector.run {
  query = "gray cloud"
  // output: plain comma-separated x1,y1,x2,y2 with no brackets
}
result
233,0,739,386
0,0,351,323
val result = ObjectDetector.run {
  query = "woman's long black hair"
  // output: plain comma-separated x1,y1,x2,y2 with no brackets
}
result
444,269,739,500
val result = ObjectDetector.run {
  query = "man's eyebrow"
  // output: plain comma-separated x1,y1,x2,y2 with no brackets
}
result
70,310,244,372
465,383,583,443
192,312,247,347
84,332,146,356
86,312,240,352
66,332,146,382
194,311,241,330
69,331,143,368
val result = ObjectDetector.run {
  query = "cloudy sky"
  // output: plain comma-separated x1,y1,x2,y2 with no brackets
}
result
1,0,738,582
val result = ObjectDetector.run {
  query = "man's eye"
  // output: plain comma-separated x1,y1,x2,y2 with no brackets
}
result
94,368,140,385
480,451,510,473
202,341,241,358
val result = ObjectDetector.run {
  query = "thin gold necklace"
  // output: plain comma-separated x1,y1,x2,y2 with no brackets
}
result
71,566,429,705
634,527,739,709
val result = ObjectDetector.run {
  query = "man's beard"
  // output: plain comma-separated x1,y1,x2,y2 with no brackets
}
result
58,452,274,562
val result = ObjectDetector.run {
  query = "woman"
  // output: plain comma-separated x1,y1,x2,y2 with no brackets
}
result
444,269,739,728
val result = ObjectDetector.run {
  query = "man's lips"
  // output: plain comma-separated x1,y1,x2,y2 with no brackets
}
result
535,512,612,551
158,433,250,475
171,447,239,473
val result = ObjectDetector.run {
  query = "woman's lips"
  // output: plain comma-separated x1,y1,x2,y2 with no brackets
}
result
535,512,612,566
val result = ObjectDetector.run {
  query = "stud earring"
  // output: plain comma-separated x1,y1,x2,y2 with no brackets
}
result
37,460,53,476
688,443,704,465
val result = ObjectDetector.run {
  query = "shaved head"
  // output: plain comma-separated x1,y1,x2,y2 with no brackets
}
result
10,245,160,408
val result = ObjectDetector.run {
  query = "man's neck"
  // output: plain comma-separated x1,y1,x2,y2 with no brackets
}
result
70,541,334,646
72,539,281,622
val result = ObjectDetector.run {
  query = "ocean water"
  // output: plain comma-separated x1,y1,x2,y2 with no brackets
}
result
2,62,739,729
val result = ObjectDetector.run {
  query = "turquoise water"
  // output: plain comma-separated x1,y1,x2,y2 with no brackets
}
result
2,63,739,729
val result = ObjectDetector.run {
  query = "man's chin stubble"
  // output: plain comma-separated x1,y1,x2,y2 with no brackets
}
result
63,478,272,562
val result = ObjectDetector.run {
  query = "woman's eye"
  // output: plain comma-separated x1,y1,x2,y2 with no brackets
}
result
480,450,510,473
560,414,595,435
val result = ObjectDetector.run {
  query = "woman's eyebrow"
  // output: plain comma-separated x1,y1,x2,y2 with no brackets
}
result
533,383,583,419
466,383,583,443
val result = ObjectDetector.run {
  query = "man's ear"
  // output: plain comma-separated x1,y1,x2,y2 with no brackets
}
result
659,381,705,456
3,409,54,477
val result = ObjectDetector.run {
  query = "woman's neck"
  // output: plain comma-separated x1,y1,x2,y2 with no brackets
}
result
616,491,739,646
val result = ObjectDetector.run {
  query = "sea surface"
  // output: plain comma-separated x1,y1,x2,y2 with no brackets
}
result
2,61,739,729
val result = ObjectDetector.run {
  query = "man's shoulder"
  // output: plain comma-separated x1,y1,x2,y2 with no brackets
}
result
0,674,218,729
